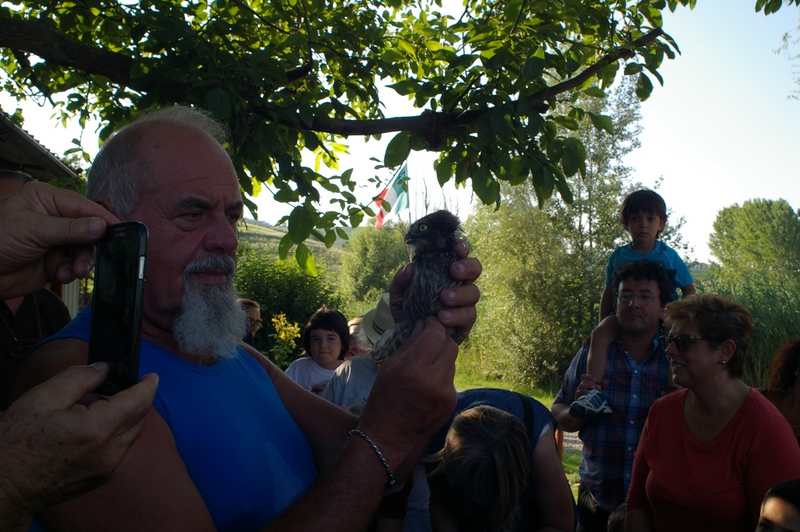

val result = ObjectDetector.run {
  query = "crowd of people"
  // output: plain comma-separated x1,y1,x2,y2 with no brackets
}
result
1,104,799,532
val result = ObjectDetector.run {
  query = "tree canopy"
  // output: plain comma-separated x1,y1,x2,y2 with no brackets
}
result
1,0,796,268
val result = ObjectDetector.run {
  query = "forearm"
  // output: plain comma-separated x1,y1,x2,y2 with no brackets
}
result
680,284,696,298
551,403,587,433
261,431,399,530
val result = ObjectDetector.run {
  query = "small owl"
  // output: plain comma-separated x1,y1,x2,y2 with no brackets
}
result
371,210,463,365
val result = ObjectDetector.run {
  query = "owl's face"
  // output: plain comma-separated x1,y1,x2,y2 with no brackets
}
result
405,210,461,253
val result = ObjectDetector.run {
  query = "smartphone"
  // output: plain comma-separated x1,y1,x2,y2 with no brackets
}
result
88,221,148,395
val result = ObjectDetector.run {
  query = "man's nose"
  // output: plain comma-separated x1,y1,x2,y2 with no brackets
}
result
204,216,238,253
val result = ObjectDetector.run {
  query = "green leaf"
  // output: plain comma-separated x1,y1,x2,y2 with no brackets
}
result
206,88,231,118
384,132,411,168
553,116,580,130
582,87,606,98
471,166,499,204
278,234,293,260
295,243,318,276
636,73,654,101
349,209,364,228
396,39,415,56
624,63,643,76
288,207,315,245
562,144,580,177
588,112,614,134
387,80,419,96
436,156,453,186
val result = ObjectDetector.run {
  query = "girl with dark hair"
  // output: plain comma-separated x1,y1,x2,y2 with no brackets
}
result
285,306,350,394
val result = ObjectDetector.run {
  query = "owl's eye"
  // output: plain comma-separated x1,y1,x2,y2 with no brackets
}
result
419,223,429,232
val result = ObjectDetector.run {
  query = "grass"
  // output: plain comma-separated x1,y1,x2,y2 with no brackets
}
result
454,371,581,499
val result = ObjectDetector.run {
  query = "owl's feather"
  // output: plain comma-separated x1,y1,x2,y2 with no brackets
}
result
372,210,463,365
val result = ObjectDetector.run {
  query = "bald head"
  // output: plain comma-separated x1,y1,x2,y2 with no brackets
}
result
87,106,230,216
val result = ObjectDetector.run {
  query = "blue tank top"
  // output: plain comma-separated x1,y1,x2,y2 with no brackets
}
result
43,308,317,531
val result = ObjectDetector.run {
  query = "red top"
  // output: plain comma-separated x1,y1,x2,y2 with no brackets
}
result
627,388,800,531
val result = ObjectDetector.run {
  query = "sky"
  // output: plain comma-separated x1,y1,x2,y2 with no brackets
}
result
1,1,798,262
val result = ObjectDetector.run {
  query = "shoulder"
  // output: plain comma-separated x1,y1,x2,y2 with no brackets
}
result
34,287,69,308
744,389,790,424
607,245,629,263
13,336,89,401
655,241,684,261
286,356,314,371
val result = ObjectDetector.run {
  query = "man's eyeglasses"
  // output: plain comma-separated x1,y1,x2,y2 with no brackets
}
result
247,317,263,329
659,334,709,352
617,291,656,303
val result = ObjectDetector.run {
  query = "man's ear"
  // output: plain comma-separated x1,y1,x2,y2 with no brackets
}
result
93,196,114,214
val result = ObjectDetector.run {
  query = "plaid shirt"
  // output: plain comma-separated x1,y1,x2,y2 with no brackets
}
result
554,335,668,513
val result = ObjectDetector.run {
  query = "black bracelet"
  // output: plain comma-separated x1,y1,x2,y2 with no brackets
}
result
348,429,396,489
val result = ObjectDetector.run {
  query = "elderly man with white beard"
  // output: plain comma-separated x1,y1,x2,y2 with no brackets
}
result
13,106,481,532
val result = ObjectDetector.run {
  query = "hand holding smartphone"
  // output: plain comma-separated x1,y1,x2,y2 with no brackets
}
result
88,222,148,395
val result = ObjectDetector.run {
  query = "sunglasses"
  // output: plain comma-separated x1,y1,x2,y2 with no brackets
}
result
659,334,709,352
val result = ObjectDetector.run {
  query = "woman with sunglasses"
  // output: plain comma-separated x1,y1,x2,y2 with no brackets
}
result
625,294,800,532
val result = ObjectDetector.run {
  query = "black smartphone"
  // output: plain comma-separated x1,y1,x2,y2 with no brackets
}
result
88,221,148,395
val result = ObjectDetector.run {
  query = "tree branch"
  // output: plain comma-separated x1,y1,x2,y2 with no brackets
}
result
0,15,136,87
0,12,664,145
290,29,665,139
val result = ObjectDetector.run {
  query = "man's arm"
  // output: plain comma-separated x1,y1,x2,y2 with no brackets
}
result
12,340,216,531
265,248,480,530
265,317,458,531
551,403,587,433
0,361,158,531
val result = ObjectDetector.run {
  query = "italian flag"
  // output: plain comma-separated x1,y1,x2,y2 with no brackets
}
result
374,164,409,229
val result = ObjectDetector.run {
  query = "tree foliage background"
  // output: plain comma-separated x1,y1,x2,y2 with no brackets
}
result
705,198,800,386
338,221,408,316
234,243,343,367
6,0,776,270
458,79,691,388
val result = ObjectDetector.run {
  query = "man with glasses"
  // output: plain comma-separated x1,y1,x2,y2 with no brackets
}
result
552,260,675,532
237,298,262,348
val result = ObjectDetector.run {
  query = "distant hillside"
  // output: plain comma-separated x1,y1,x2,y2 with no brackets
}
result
238,219,344,273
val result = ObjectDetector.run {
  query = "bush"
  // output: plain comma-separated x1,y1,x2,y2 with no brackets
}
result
702,272,800,387
235,245,344,368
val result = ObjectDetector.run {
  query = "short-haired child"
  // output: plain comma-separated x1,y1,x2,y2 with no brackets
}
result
569,189,696,418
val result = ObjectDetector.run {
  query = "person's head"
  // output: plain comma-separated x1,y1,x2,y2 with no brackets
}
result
611,261,672,338
759,479,800,532
620,189,667,247
238,298,262,337
606,503,626,532
302,306,350,369
88,106,246,363
0,170,33,201
347,315,371,358
428,406,530,531
766,339,800,392
663,294,754,384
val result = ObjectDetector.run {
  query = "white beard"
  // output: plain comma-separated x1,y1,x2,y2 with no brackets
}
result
172,255,248,363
